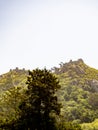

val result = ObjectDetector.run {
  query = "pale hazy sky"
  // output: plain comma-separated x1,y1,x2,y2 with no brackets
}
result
0,0,98,74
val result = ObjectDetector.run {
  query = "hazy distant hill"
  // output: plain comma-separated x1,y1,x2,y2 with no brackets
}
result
52,59,98,92
0,59,98,125
0,68,28,93
52,59,98,123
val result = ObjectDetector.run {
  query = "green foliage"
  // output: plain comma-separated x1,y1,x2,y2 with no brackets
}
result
57,84,98,123
0,69,27,129
0,68,27,93
81,119,98,130
58,121,82,130
88,93,98,109
54,59,98,123
11,68,62,130
0,59,98,129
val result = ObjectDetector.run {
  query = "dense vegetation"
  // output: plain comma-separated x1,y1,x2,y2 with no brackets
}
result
81,119,98,130
53,59,98,123
0,59,98,129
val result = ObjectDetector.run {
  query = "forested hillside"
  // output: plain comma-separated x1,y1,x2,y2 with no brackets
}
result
52,59,98,123
0,68,28,124
0,59,98,129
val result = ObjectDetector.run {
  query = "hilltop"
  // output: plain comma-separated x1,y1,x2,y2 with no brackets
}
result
0,59,98,126
52,59,98,123
52,59,98,92
0,68,28,93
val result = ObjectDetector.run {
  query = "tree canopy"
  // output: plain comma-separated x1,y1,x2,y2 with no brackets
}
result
16,68,61,130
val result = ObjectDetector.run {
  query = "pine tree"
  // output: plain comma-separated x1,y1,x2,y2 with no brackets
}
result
17,68,61,130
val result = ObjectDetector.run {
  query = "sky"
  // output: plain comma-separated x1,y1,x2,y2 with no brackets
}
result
0,0,98,74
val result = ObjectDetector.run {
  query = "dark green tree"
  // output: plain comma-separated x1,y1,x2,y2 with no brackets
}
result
16,68,61,130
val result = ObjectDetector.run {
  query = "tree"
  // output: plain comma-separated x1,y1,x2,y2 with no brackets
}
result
16,68,61,130
88,93,98,109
